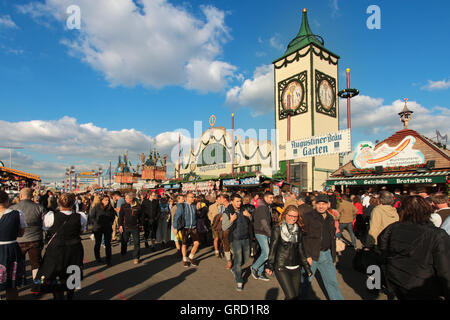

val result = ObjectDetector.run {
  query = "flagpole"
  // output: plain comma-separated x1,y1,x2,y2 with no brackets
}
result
232,113,235,178
178,132,181,179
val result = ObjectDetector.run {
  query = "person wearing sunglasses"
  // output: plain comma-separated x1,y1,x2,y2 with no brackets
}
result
265,205,312,300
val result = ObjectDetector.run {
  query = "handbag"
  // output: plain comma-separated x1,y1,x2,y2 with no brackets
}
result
336,238,346,252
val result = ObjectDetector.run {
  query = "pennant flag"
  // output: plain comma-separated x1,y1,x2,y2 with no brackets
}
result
436,130,448,146
275,180,284,187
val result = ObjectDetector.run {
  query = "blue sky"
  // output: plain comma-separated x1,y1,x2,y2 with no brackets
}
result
0,0,449,182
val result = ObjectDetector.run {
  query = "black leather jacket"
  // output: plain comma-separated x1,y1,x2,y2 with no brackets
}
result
266,224,312,275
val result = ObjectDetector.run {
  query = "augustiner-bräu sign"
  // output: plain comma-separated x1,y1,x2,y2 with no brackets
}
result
327,176,447,186
285,129,351,160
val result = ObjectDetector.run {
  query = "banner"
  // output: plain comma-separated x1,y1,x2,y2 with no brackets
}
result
240,177,260,185
353,136,424,169
222,179,239,186
327,175,447,186
286,129,351,160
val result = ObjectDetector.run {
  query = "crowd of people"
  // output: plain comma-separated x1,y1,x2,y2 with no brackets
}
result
0,185,449,300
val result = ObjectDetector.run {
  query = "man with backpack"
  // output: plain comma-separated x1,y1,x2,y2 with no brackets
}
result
251,191,274,281
221,193,253,291
173,192,200,267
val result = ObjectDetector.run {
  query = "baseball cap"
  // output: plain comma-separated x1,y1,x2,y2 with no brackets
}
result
315,194,330,203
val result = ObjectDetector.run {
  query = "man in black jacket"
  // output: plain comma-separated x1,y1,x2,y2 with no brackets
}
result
140,192,152,249
300,194,344,300
251,191,273,281
143,192,160,251
119,192,142,264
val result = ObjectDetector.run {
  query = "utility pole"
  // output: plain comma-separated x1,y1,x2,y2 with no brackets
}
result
0,146,24,169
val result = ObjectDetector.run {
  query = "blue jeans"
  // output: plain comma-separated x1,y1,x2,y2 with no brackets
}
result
252,234,270,276
231,239,250,284
339,222,357,247
300,250,344,300
121,229,140,259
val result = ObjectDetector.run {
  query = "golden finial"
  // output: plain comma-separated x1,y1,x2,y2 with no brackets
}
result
209,115,216,128
303,8,307,13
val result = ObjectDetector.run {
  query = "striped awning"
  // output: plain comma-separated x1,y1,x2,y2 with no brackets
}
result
0,166,41,181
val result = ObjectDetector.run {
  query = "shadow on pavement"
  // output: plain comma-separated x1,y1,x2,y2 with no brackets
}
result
74,251,181,300
264,288,279,300
130,269,197,300
335,247,379,300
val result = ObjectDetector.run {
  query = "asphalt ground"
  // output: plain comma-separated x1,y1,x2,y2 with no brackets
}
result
15,229,387,300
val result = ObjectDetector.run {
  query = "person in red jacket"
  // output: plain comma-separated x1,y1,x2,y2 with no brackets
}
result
352,195,364,239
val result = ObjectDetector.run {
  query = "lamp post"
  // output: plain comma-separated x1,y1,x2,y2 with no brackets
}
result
286,108,295,185
231,113,235,178
337,68,359,150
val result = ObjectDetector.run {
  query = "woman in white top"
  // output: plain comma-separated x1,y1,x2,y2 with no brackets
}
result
33,193,87,300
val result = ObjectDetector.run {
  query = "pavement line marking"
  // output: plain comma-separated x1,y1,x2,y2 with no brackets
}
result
83,258,127,301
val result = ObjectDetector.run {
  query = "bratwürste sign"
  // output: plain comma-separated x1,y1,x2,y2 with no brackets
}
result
285,129,351,160
327,176,446,186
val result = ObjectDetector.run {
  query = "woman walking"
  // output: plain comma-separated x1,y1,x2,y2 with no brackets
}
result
90,195,115,266
265,205,312,300
378,196,450,300
34,193,87,300
0,190,27,300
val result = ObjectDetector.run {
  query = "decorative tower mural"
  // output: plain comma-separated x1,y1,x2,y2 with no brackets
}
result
115,151,138,185
141,148,168,181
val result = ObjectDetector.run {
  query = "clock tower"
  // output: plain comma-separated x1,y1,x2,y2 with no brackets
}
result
273,8,340,191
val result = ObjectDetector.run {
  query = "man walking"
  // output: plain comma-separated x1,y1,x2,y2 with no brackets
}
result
301,194,344,300
140,192,153,249
297,195,313,217
147,192,161,251
119,192,142,264
111,191,125,241
222,193,252,291
430,193,450,230
251,191,274,281
337,194,358,248
173,192,200,267
11,188,45,282
217,194,233,269
208,195,222,257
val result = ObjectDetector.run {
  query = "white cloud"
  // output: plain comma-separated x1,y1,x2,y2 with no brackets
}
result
269,34,284,51
225,64,274,117
0,116,195,182
185,58,237,93
421,79,450,91
18,0,237,92
0,15,18,29
339,95,450,137
329,0,340,18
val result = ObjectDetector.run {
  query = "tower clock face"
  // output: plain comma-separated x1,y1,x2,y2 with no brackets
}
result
282,81,303,110
318,79,334,110
315,70,337,117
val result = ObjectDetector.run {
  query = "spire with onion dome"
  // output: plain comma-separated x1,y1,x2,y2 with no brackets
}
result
273,8,339,63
